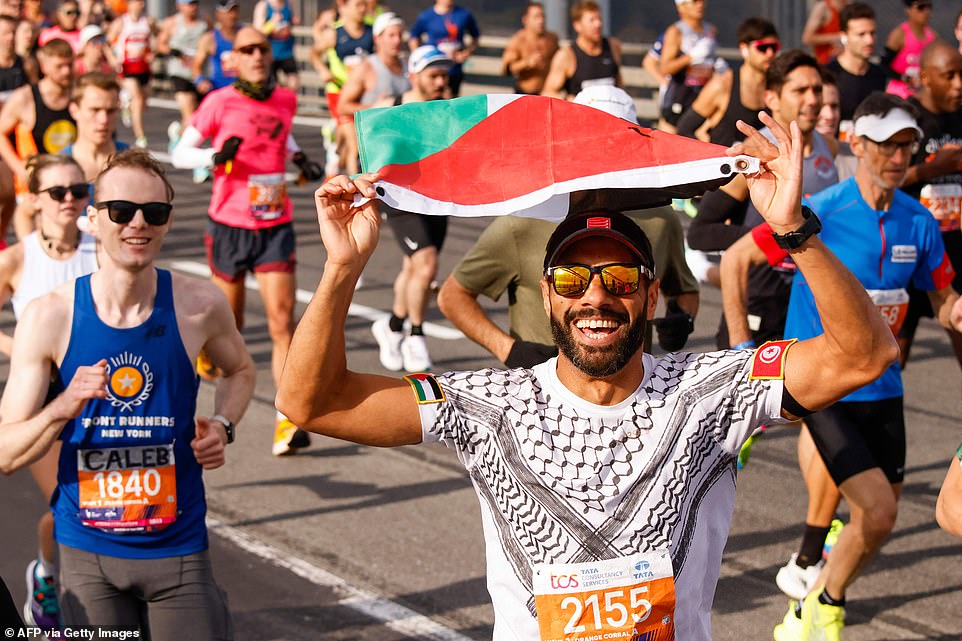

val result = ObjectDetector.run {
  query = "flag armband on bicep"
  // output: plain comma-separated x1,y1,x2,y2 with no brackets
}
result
403,373,447,405
748,339,797,381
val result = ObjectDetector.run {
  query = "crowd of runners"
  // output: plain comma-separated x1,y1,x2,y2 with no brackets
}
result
0,0,959,639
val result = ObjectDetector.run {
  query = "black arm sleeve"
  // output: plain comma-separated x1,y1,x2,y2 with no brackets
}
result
675,108,708,139
686,189,750,251
879,47,900,80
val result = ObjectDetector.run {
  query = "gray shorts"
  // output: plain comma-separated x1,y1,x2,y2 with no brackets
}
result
59,544,233,641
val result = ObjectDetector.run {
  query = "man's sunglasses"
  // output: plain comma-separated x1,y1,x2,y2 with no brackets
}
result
912,2,932,10
751,39,781,55
236,44,269,56
62,9,78,15
545,263,653,298
40,183,89,201
94,200,172,225
862,137,920,156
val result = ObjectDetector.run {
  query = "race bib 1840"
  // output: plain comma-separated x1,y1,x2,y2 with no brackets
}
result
534,552,676,641
77,444,177,534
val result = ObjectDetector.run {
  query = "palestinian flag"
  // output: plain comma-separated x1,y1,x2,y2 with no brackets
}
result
356,94,757,220
404,373,446,405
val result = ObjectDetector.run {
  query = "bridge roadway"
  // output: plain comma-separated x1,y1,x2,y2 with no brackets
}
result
1,106,960,640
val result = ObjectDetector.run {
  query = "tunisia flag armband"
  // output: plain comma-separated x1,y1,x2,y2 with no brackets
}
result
749,339,797,380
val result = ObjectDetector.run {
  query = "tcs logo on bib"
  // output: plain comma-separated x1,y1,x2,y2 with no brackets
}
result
106,351,154,412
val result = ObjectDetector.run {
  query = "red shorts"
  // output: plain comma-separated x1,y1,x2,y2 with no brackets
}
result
326,91,353,126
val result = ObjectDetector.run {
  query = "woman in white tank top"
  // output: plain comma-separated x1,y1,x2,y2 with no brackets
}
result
0,154,98,630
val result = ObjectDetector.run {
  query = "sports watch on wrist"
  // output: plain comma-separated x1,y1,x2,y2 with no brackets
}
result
211,414,235,444
772,205,821,250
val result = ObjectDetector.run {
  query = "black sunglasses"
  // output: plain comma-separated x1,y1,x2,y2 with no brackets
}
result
912,2,932,9
40,183,89,201
94,200,172,225
236,44,269,56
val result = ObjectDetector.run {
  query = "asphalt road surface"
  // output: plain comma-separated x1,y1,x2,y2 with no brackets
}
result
1,101,960,640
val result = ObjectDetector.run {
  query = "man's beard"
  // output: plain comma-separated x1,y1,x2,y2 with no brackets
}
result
550,305,647,378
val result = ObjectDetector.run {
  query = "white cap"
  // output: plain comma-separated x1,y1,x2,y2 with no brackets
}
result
372,11,404,37
79,24,103,48
853,108,923,142
573,84,639,124
408,45,453,74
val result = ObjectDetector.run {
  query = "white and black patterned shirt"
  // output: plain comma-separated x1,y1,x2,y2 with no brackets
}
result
416,350,787,641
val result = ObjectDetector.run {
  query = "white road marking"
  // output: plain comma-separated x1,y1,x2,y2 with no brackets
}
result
169,260,465,341
208,518,475,641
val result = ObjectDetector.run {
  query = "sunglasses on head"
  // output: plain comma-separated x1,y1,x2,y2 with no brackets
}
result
751,39,781,54
40,183,89,201
545,263,653,298
236,43,269,56
94,200,172,225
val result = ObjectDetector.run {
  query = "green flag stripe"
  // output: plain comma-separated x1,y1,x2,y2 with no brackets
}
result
357,95,488,173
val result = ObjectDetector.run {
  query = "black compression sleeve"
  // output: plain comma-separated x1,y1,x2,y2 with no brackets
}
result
781,384,814,418
676,108,708,139
879,47,900,80
686,189,750,251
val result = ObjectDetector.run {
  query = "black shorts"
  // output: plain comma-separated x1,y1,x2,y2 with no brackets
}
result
170,76,199,96
271,57,299,78
806,397,906,485
123,71,151,87
383,207,448,256
204,219,296,283
900,230,962,339
448,71,463,97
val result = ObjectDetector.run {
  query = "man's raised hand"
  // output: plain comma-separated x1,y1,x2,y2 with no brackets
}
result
314,174,381,270
728,112,805,233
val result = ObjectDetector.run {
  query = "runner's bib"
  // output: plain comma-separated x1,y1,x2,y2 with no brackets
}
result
534,551,676,641
77,444,177,533
249,173,287,220
920,184,962,232
867,288,909,335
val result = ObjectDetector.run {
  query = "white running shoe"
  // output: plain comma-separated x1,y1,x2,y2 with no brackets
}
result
371,317,403,371
776,553,824,601
401,334,432,372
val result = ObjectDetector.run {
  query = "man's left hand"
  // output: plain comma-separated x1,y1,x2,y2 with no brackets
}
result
192,417,227,470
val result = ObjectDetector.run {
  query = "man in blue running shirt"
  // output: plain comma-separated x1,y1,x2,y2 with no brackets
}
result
0,149,256,639
408,0,479,96
759,92,962,641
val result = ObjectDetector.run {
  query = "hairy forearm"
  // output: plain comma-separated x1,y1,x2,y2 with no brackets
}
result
276,261,357,425
791,237,896,364
437,281,513,362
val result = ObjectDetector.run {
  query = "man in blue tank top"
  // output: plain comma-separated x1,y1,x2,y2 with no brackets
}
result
0,149,255,639
253,0,299,90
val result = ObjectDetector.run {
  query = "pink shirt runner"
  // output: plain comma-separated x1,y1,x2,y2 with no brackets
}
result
38,26,83,54
190,86,297,230
887,22,935,99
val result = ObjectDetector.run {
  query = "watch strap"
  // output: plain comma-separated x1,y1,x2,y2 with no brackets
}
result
211,414,235,444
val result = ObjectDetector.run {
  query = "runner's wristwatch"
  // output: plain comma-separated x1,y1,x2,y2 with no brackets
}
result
772,206,821,250
211,414,235,444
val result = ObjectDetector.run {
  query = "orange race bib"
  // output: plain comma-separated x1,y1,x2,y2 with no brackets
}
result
77,444,177,533
867,288,909,336
249,173,287,221
920,184,962,232
534,551,676,641
838,120,854,144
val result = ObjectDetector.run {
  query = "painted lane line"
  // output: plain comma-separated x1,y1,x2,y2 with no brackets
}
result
208,518,475,641
169,260,465,341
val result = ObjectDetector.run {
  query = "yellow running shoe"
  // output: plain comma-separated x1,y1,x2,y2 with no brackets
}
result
773,601,803,641
801,589,844,641
272,417,311,456
196,349,221,380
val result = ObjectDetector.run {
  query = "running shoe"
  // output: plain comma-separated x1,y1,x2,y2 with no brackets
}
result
773,601,803,641
192,167,212,184
196,349,221,380
776,553,824,601
800,589,844,641
272,417,311,456
23,559,60,633
401,334,432,372
371,317,403,371
822,519,844,559
167,121,182,153
737,425,767,470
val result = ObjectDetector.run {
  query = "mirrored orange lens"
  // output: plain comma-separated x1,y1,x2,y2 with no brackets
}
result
552,266,591,297
600,265,640,295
